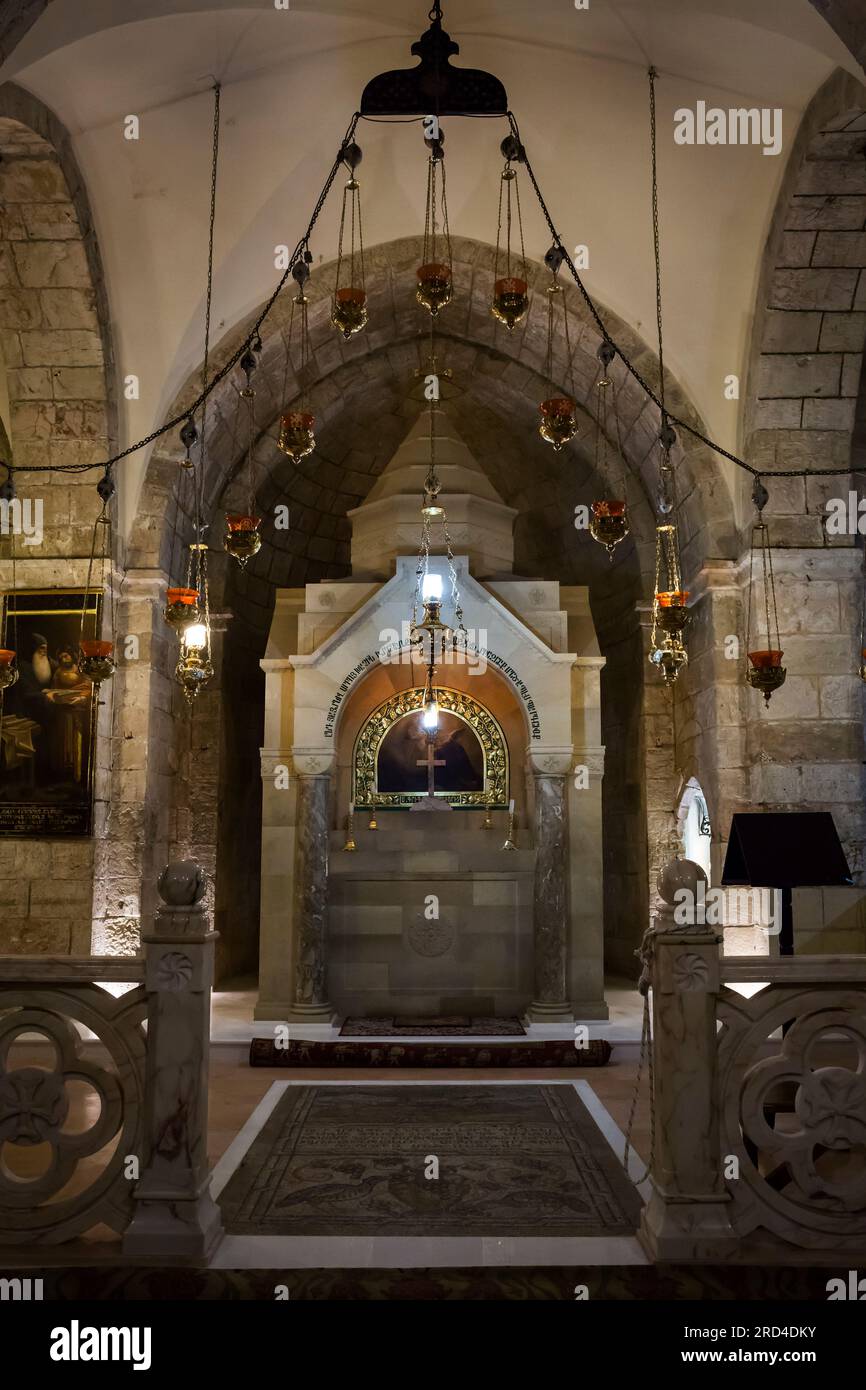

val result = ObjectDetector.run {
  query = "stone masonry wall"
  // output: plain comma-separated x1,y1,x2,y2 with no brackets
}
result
0,86,118,954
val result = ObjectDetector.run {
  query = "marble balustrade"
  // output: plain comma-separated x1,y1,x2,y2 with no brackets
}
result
0,865,222,1258
640,912,866,1263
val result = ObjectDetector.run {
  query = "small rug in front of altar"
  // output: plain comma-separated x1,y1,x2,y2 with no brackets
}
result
218,1083,640,1237
249,1037,611,1067
339,1015,526,1037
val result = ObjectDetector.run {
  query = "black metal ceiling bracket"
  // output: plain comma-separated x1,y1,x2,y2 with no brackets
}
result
360,2,508,117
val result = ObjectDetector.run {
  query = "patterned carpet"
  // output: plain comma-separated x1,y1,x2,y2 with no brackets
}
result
340,1016,526,1037
15,1265,848,1301
219,1084,642,1237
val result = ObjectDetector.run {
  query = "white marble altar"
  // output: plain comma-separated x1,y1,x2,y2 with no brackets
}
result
256,409,607,1022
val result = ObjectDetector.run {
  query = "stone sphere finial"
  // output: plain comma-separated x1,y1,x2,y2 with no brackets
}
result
657,856,707,906
158,860,206,907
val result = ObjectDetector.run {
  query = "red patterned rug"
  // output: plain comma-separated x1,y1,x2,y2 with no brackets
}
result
249,1038,611,1068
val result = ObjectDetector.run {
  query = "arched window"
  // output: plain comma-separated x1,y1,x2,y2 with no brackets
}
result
678,777,712,883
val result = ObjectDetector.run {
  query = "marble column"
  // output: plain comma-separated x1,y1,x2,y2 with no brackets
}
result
290,771,334,1021
122,862,223,1259
638,905,736,1261
527,773,573,1022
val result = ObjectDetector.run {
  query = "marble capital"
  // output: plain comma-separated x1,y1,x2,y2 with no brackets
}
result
527,745,574,777
260,747,294,781
292,746,336,777
573,746,605,779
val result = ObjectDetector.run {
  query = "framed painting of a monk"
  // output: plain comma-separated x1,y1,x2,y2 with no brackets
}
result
0,589,101,836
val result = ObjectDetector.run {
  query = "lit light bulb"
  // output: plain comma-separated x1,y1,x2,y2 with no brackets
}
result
183,622,207,651
421,572,443,602
422,698,439,732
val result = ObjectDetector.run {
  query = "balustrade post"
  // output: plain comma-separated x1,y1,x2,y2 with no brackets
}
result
122,861,223,1259
638,863,737,1261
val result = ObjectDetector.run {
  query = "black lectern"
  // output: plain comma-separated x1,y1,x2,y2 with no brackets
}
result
721,812,852,956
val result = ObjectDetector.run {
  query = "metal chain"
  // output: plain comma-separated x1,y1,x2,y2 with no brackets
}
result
191,81,221,593
7,97,847,485
649,67,665,421
507,110,845,477
8,111,360,477
494,163,505,281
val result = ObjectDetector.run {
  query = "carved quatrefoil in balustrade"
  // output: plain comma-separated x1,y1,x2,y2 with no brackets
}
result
0,986,146,1242
738,1014,866,1214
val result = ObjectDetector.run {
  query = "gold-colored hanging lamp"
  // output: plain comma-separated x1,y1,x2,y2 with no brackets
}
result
745,478,786,706
416,126,453,317
491,135,529,331
78,470,116,686
649,425,689,685
278,260,317,463
224,348,263,568
588,342,629,557
332,141,368,339
538,245,577,451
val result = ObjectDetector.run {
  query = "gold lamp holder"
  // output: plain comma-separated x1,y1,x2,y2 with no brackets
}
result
502,809,518,851
342,807,357,851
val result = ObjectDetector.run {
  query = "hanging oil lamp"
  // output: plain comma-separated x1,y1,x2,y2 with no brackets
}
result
538,245,577,451
168,80,219,703
224,349,263,568
332,142,367,340
745,478,786,706
649,424,689,685
588,342,629,556
176,613,214,703
164,587,201,629
278,260,316,463
491,135,529,331
78,469,116,685
416,127,453,316
224,512,262,565
408,379,466,691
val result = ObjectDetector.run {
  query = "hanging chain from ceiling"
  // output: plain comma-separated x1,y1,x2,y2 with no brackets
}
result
1,65,850,484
